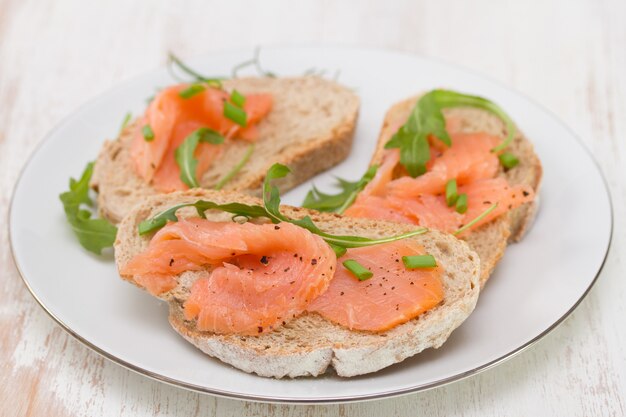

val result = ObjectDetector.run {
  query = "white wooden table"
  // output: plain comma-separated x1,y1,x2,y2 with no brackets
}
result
2,0,625,415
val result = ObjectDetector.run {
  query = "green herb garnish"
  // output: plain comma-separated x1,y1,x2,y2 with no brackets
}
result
175,127,225,188
138,164,428,255
179,83,206,99
303,165,378,214
120,112,132,134
223,101,247,126
142,125,155,141
230,89,246,107
385,89,516,177
402,255,437,269
59,162,117,254
343,260,373,281
454,203,498,235
455,193,468,214
138,201,268,235
231,47,276,78
445,179,458,207
215,144,255,190
498,152,519,169
328,244,347,258
167,52,223,88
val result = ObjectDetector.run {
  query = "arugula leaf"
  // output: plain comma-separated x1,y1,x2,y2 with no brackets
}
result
139,163,428,255
261,164,428,249
214,144,255,190
120,112,132,134
231,46,277,78
262,163,291,223
303,165,378,214
454,203,498,235
167,52,224,88
59,163,117,254
138,200,268,235
385,89,516,176
175,128,225,188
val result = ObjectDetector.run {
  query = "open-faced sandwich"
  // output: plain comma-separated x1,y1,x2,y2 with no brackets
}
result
91,70,360,223
304,90,542,286
114,166,480,377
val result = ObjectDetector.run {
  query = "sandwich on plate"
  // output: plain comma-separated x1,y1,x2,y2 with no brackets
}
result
91,74,360,223
114,166,481,377
305,90,542,285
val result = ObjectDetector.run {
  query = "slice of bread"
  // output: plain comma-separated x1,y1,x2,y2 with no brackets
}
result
92,77,360,224
370,97,543,286
115,189,480,378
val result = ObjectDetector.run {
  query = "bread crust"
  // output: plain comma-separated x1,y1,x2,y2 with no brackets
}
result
115,190,481,378
92,77,360,223
369,96,543,286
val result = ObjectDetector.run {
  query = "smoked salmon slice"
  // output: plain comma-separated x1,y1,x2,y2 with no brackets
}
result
130,85,273,192
307,240,444,332
121,219,336,335
387,132,500,197
344,130,534,235
347,178,533,235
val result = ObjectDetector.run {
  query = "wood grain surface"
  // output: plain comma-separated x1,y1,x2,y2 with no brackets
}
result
1,0,625,415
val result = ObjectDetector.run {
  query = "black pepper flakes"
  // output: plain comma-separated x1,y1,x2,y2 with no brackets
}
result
257,326,263,333
311,259,317,265
169,258,174,266
522,191,529,197
260,255,269,265
274,225,280,230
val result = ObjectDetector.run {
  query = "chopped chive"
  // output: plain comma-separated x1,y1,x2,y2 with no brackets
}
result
142,125,155,141
445,179,458,207
499,152,519,169
329,243,347,258
343,259,373,281
402,255,437,269
223,101,247,126
215,144,255,190
454,203,498,235
230,89,246,107
119,112,132,134
179,83,206,99
455,193,468,214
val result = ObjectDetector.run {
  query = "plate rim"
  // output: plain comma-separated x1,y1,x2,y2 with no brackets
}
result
7,44,614,404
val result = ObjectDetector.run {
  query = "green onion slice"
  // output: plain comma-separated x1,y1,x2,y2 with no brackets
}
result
142,124,155,141
343,259,373,281
498,152,519,169
230,89,246,107
455,193,468,214
223,101,247,127
445,179,458,207
179,83,206,99
402,254,437,269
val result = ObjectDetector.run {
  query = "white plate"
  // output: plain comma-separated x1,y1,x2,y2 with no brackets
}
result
9,45,612,403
